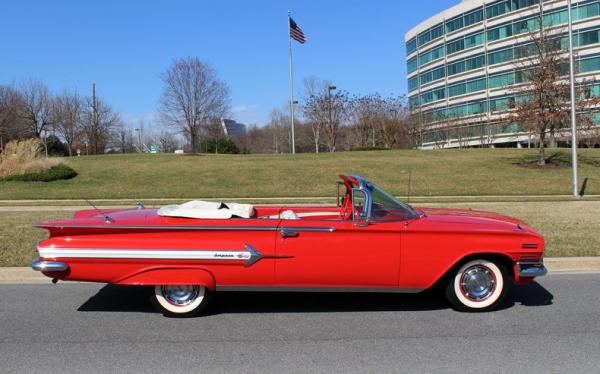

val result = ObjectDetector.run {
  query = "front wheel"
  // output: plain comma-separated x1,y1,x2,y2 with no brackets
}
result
445,259,511,312
151,285,211,317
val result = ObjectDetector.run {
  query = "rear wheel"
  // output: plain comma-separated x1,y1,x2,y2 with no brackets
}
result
151,285,211,317
445,259,510,312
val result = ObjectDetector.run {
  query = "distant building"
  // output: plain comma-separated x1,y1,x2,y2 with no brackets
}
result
405,0,600,149
221,119,247,136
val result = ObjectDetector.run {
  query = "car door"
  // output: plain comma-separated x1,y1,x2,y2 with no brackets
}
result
274,218,401,288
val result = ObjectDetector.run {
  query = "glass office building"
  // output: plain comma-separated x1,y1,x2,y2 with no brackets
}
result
406,0,600,148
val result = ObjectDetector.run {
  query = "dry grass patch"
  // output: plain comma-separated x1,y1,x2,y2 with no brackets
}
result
0,138,60,178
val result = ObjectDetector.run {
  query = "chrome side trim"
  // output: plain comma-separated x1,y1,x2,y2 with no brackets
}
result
35,225,337,232
35,225,281,231
37,244,294,268
38,247,251,261
282,226,336,233
216,286,424,293
243,244,294,267
31,260,69,272
517,262,548,277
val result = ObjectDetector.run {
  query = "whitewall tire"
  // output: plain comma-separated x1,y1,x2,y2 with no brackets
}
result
151,285,211,317
445,259,510,312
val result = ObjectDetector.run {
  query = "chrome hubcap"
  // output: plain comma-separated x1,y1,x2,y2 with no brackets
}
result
460,265,496,301
161,285,200,306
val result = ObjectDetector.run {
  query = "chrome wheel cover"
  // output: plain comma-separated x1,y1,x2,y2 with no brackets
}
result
161,285,200,307
459,265,497,302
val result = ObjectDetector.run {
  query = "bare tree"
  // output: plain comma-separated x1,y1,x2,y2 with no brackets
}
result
82,96,121,155
301,76,330,153
302,78,349,153
53,91,83,156
346,94,412,150
267,109,292,153
348,95,378,148
374,95,410,149
158,130,179,153
509,7,600,165
0,85,24,151
114,123,136,153
159,57,230,152
17,79,54,138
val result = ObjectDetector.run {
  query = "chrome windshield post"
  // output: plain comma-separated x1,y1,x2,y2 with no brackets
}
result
351,187,372,223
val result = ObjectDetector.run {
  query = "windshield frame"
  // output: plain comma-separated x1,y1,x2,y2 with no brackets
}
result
347,174,419,222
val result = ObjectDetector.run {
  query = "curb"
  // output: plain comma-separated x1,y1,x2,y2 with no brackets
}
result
1,257,599,284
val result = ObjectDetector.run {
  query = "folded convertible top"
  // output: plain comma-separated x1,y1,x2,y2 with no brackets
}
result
157,200,255,219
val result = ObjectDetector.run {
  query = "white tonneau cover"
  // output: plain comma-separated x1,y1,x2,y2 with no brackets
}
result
157,200,255,219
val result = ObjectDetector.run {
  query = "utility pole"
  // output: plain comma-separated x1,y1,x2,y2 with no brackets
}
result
92,83,97,155
567,0,580,198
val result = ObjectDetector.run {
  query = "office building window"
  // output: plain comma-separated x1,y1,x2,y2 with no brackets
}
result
446,15,464,33
407,57,418,73
409,76,420,92
464,8,483,27
486,1,511,19
489,48,514,65
407,38,417,54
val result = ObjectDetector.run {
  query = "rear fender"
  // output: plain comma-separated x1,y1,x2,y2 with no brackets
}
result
115,267,216,290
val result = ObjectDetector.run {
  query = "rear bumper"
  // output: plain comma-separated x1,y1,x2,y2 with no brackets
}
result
31,260,69,272
516,261,548,277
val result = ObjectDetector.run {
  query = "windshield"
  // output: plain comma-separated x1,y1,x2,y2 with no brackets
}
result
368,184,418,221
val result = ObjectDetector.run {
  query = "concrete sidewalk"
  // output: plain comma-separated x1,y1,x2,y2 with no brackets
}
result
1,257,598,284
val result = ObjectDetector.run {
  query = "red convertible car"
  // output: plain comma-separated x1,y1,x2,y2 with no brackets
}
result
32,174,546,316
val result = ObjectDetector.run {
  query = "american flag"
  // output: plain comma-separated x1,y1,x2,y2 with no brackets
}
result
289,17,306,44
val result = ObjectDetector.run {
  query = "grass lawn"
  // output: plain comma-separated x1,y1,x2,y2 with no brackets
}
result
1,201,598,267
0,148,599,200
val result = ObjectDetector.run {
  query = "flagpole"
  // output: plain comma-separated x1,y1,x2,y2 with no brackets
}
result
288,10,296,154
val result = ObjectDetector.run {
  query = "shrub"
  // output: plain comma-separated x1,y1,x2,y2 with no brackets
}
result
46,135,69,156
1,163,77,182
199,138,240,154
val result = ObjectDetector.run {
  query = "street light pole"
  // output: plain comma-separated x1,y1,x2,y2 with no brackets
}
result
567,0,579,198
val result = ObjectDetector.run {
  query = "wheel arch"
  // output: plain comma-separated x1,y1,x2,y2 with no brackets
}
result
431,252,515,290
115,267,216,290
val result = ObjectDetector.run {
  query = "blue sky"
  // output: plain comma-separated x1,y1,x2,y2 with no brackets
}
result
2,0,457,126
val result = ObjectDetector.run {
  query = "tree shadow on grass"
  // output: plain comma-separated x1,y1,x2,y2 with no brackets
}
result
77,281,553,315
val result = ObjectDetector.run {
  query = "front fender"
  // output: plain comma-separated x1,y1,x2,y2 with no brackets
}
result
115,267,216,290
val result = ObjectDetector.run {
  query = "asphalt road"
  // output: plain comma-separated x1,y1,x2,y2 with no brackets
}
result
1,274,599,373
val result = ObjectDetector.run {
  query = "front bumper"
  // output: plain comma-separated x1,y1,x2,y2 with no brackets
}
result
31,260,69,272
516,261,548,277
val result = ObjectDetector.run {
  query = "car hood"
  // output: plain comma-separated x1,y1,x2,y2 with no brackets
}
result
415,207,535,233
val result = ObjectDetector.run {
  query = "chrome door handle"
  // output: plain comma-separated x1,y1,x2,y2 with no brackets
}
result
281,229,299,239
